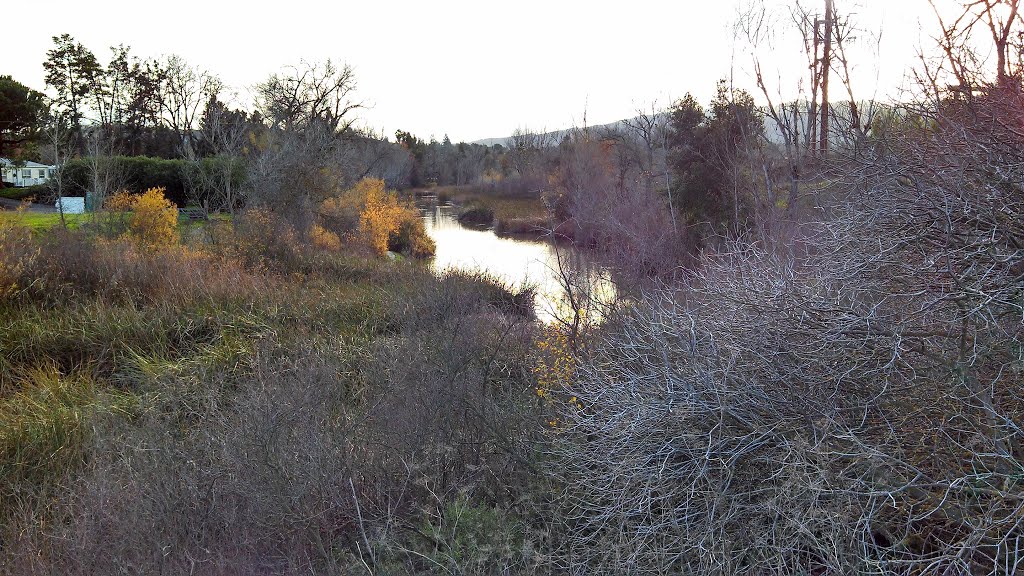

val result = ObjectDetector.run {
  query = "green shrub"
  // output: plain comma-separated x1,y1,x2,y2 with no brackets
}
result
407,496,530,575
0,184,48,201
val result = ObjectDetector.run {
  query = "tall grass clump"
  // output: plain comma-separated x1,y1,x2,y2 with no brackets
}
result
0,214,37,298
0,366,136,521
1,274,550,574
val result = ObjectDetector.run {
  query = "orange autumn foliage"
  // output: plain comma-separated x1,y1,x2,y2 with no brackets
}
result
318,178,433,258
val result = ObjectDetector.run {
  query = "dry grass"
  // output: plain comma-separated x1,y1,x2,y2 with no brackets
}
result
0,213,552,575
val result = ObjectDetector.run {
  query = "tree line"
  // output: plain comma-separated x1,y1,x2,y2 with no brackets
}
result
0,0,960,266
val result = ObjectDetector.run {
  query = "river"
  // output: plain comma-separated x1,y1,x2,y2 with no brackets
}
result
418,197,617,323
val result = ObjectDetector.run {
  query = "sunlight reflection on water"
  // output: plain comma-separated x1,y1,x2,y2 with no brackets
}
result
420,200,616,323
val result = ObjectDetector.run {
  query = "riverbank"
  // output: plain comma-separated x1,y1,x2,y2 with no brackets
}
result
418,197,617,324
0,211,561,574
412,184,551,239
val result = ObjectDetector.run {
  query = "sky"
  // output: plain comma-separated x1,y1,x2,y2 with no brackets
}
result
8,0,952,142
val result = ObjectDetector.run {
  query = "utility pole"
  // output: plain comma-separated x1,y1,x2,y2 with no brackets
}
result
809,17,820,152
819,0,833,155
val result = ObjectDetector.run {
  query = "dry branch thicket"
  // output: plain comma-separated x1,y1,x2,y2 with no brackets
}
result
552,84,1024,575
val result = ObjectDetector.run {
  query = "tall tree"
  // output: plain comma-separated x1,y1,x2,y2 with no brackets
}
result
668,84,763,233
94,44,133,127
159,54,221,156
255,59,360,133
43,34,102,154
0,76,46,158
928,0,1024,90
185,97,252,216
121,57,166,156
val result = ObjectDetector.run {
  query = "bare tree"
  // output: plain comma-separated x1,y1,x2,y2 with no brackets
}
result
929,0,1024,89
42,110,76,228
255,59,360,133
505,127,554,184
348,128,415,189
246,60,366,228
159,55,222,156
736,0,879,230
84,126,124,220
621,102,677,234
182,98,250,217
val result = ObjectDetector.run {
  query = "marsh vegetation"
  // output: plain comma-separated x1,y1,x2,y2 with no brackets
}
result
3,1,1024,574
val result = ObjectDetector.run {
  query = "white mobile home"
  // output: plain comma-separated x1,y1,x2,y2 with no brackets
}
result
0,158,56,187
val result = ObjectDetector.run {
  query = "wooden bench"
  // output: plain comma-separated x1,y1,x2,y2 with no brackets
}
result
178,206,207,221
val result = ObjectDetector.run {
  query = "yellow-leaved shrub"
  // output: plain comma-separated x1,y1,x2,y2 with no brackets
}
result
317,178,435,258
104,190,137,212
357,180,408,256
533,324,581,427
128,187,178,249
310,224,342,252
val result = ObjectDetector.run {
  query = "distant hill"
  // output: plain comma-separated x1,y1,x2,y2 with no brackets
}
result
473,102,877,148
470,119,641,147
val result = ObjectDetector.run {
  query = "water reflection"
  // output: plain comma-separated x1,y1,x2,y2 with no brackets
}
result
419,199,616,323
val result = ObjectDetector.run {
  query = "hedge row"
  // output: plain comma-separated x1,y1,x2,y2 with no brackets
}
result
0,184,47,201
56,156,246,206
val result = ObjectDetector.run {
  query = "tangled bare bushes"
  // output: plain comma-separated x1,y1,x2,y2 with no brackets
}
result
552,134,688,279
552,86,1024,575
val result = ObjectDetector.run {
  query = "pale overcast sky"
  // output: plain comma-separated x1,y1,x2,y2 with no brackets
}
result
10,0,945,142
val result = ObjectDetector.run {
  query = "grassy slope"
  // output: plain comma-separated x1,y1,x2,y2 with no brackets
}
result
0,218,550,574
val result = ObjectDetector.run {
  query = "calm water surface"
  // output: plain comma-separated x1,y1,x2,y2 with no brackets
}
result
419,199,616,323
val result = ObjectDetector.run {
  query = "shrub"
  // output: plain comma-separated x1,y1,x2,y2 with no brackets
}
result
103,190,136,212
55,156,192,205
309,223,341,252
4,231,269,312
387,216,435,258
128,187,178,249
98,190,136,237
356,179,407,256
318,177,433,258
532,324,575,404
212,207,303,271
458,204,495,227
318,194,360,235
403,496,530,575
552,114,1024,574
0,184,47,202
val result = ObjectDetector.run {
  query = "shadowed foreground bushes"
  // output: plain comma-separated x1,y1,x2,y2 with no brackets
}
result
550,87,1024,575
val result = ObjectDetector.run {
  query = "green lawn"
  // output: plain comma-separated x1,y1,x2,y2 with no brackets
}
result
0,210,227,233
0,211,85,231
